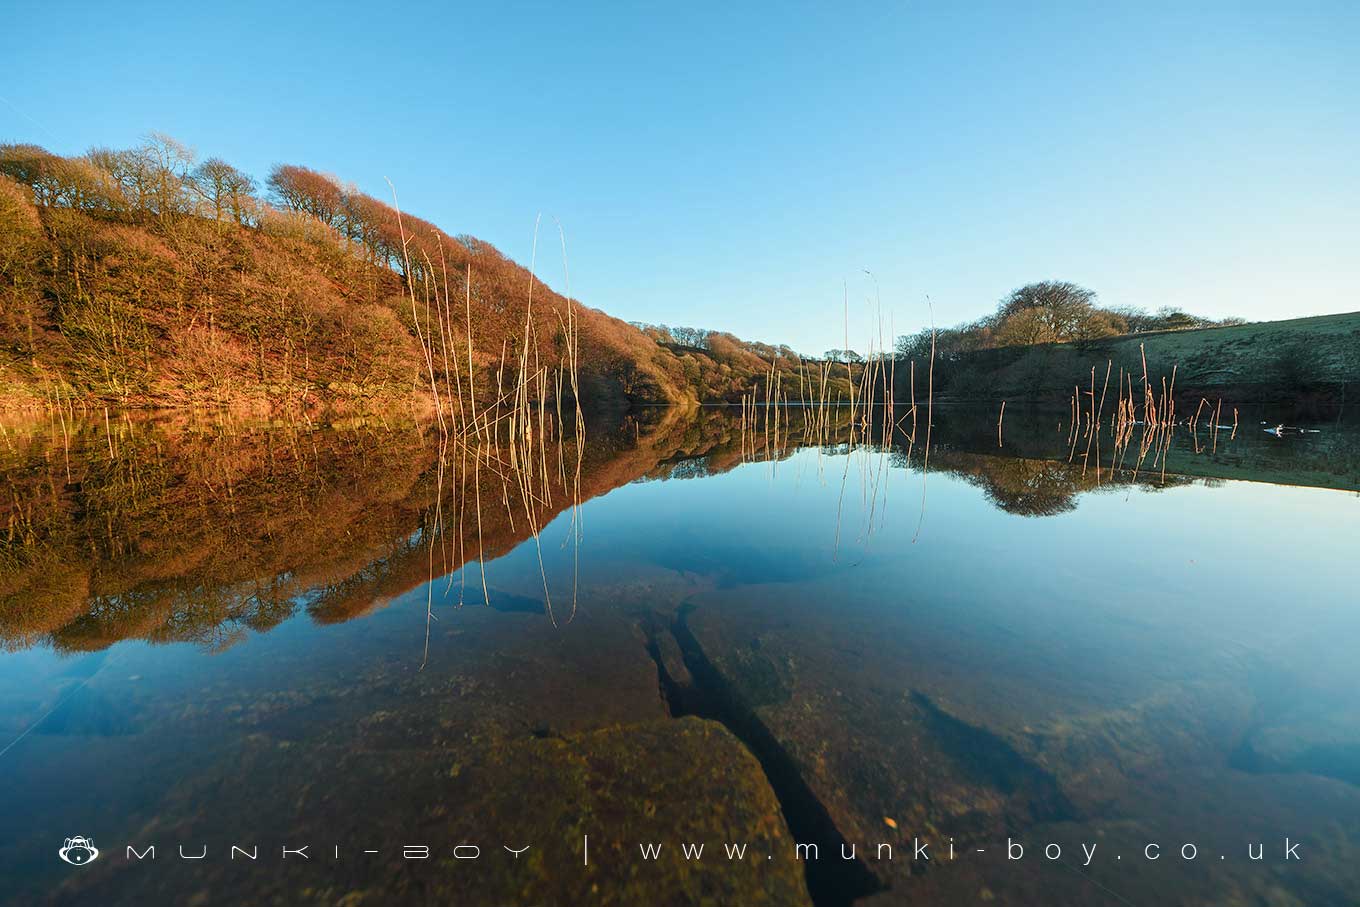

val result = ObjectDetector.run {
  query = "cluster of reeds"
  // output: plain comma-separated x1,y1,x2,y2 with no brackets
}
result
735,290,918,459
733,289,936,556
387,192,587,663
1064,342,1237,487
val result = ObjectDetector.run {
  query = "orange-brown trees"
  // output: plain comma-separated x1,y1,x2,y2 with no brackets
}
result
267,164,344,227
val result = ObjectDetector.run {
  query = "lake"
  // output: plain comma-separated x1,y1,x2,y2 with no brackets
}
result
1,403,1357,906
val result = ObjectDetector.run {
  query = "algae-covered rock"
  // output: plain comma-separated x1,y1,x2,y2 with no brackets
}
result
673,588,1360,905
678,600,1075,893
53,717,812,907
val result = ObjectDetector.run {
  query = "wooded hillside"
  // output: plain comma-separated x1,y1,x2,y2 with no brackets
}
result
0,136,824,413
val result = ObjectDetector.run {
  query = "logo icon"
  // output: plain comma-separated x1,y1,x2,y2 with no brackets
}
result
58,837,99,866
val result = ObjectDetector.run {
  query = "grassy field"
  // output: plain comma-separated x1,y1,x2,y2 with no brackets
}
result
925,311,1360,405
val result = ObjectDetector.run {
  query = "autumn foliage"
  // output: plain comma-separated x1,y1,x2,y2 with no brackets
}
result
0,135,766,412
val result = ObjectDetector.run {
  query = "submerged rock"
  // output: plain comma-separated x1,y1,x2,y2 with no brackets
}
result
52,717,812,907
677,601,1074,894
671,589,1360,905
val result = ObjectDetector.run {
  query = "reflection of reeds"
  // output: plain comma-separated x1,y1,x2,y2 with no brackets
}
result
728,283,936,554
911,298,936,545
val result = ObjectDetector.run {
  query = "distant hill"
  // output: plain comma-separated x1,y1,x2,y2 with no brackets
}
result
908,312,1360,408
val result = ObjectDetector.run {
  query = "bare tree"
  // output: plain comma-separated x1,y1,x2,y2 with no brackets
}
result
84,133,194,221
996,281,1099,341
190,158,257,225
1,144,125,212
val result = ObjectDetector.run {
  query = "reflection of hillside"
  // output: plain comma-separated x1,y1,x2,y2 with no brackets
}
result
301,407,861,624
929,404,1360,492
1,416,431,651
0,408,807,652
4,405,1351,652
300,406,746,626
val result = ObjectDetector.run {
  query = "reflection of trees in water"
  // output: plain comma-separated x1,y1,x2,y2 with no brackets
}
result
0,405,1305,653
961,457,1081,516
657,458,714,481
0,409,783,652
922,449,1196,517
1,417,434,653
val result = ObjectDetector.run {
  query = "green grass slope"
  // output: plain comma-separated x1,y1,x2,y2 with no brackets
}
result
922,312,1360,406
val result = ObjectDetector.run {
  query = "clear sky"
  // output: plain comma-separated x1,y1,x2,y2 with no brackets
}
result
3,1,1357,354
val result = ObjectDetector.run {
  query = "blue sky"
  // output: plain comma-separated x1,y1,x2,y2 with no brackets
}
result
3,0,1356,354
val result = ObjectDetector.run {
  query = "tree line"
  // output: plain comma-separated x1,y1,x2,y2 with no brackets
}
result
632,282,1242,373
0,135,483,285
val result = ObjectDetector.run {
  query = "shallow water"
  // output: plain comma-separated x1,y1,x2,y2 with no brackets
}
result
1,405,1357,905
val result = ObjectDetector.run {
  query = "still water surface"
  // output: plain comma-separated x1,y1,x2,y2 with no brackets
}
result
1,405,1356,905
